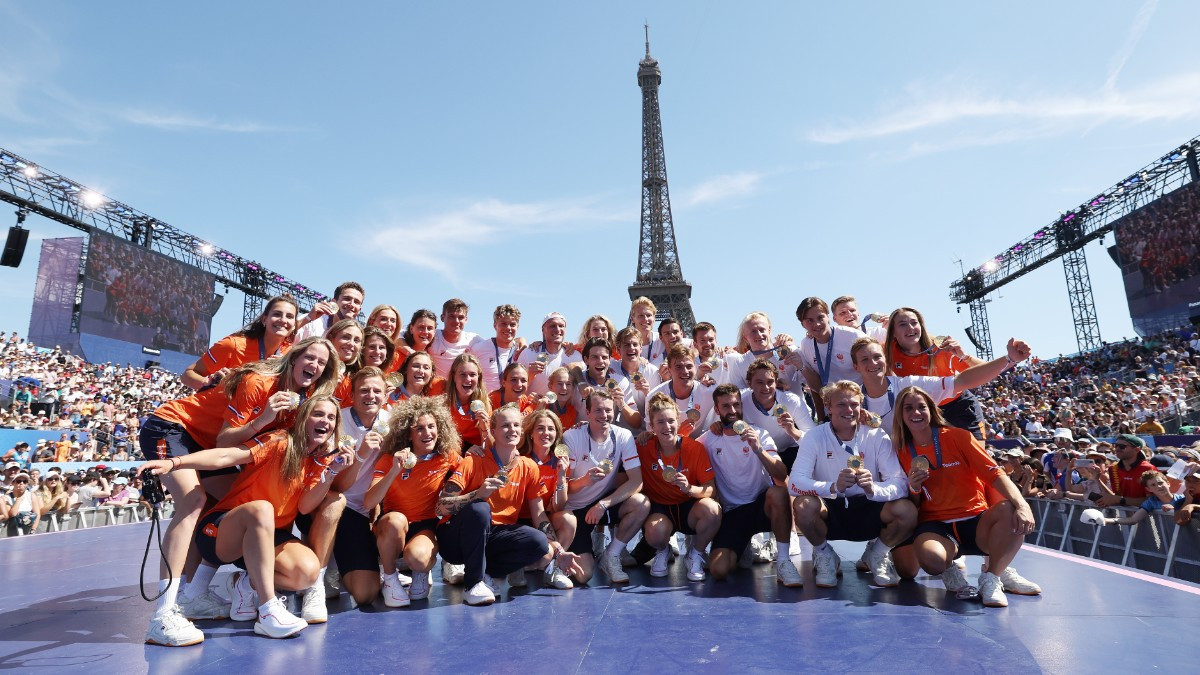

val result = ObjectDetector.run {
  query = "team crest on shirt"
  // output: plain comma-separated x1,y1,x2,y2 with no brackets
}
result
836,354,844,361
742,446,750,455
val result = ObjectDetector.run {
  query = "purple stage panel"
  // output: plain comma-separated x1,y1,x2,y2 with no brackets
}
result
0,524,1196,674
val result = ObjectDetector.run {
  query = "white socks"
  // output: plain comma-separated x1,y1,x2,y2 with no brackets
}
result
869,537,891,557
184,563,217,599
606,537,628,557
776,542,791,560
311,566,328,591
154,578,180,616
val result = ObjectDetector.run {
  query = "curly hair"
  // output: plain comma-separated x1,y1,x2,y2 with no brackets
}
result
384,394,461,458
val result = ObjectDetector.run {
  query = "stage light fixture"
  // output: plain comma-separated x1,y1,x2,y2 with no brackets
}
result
80,190,105,209
198,243,215,256
983,260,998,272
21,165,38,179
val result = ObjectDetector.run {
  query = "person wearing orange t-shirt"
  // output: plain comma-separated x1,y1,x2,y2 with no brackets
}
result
515,410,576,589
636,393,720,582
361,327,396,376
323,319,364,408
140,396,352,643
384,351,441,409
445,354,492,449
890,386,1037,609
884,307,988,439
542,367,580,430
181,295,299,391
488,363,538,416
435,405,584,606
366,395,462,606
365,304,404,373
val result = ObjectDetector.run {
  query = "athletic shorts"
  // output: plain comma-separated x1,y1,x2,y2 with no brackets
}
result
140,415,237,478
822,496,885,542
329,509,379,574
196,510,298,569
649,499,700,536
712,491,772,554
566,500,621,555
913,514,986,557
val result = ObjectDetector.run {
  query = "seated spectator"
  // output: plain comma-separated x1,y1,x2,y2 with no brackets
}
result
5,472,41,534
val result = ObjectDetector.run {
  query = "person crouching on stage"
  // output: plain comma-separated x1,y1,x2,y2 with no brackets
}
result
141,395,353,641
366,395,462,606
636,393,721,582
891,386,1036,607
518,409,576,589
435,404,584,605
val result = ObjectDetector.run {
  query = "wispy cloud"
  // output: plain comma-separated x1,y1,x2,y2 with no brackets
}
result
119,109,296,133
364,198,631,283
679,171,765,207
1104,0,1158,92
807,72,1200,145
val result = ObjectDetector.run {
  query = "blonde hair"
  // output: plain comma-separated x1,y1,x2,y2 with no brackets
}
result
365,304,403,341
446,353,490,417
520,409,563,456
223,337,340,401
577,314,616,347
646,392,678,422
819,380,862,410
735,311,772,353
284,395,342,481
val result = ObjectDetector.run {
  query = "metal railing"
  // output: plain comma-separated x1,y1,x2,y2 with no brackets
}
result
1,502,174,538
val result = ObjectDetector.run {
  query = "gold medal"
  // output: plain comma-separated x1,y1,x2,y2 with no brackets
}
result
630,371,644,383
544,392,558,405
706,357,721,370
338,435,355,453
373,420,390,438
284,391,301,410
686,408,701,423
847,455,863,471
912,455,931,472
401,452,417,470
553,444,570,459
469,400,486,416
864,412,882,429
732,420,748,434
662,465,677,482
598,459,614,475
495,471,509,485
604,378,618,390
776,345,791,359
771,403,787,417
537,353,550,364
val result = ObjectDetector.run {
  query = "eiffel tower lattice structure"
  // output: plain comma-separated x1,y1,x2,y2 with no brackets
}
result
627,27,696,331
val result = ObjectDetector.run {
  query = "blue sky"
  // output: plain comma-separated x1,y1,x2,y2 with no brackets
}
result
2,1,1199,359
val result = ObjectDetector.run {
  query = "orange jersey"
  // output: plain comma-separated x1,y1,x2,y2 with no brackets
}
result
384,377,447,410
374,450,460,522
208,431,324,529
448,398,486,447
896,426,1003,523
520,454,563,520
888,345,971,402
636,436,715,505
448,453,547,525
204,334,291,372
224,372,299,437
333,375,352,408
384,350,405,374
545,402,579,430
154,384,232,448
488,391,538,416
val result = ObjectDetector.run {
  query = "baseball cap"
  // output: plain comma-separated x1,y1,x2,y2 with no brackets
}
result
113,477,128,485
1115,434,1146,449
542,312,566,326
4,461,19,470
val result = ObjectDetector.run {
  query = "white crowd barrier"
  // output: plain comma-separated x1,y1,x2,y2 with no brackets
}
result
1027,497,1200,584
1,502,174,538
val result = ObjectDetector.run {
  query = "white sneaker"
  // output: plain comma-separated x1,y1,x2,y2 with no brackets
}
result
739,540,759,569
409,570,432,600
227,571,258,622
298,585,327,624
442,561,465,585
776,558,803,588
978,571,1008,607
812,545,841,588
940,560,971,593
864,545,900,588
506,569,527,588
179,589,229,621
855,539,875,573
397,572,412,586
464,580,496,606
145,606,204,647
601,550,629,584
762,533,778,562
324,567,341,600
650,547,670,578
999,567,1041,596
545,565,574,589
686,549,706,582
254,596,307,638
382,573,411,607
669,532,685,557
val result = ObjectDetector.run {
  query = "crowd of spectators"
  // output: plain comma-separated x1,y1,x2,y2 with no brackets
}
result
974,326,1200,441
1115,181,1200,295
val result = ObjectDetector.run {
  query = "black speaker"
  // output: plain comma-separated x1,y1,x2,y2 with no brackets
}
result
1,226,30,268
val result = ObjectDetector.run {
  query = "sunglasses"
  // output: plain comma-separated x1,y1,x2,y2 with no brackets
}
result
1114,443,1130,449
12,479,28,485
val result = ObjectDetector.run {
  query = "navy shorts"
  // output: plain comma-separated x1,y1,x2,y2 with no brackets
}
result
195,510,298,569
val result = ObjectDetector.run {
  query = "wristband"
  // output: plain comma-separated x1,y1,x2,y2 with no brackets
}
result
170,457,180,470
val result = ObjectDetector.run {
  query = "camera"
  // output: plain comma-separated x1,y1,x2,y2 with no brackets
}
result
139,467,166,505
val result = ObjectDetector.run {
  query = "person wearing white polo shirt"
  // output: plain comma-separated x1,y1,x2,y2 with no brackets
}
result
831,295,888,343
692,322,732,387
609,327,659,431
429,299,479,380
561,389,649,585
788,380,914,588
647,344,717,439
573,338,642,431
700,384,799,586
726,311,795,390
788,297,865,420
739,359,815,471
517,312,583,396
467,304,525,393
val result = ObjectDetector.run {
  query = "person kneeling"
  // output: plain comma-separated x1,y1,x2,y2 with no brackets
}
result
141,396,354,640
436,405,583,605
789,380,916,589
636,394,722,581
891,386,1036,608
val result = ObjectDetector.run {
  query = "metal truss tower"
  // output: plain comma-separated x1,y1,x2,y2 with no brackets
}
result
627,27,696,331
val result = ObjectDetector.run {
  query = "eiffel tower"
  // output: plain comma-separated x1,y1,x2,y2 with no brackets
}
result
627,26,696,331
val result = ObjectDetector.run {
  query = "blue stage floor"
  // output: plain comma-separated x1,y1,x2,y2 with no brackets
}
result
1,523,1196,674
